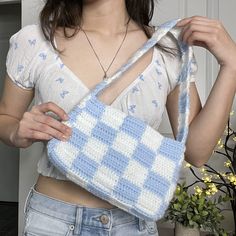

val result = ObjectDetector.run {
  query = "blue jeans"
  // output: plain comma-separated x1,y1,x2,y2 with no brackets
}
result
22,185,159,236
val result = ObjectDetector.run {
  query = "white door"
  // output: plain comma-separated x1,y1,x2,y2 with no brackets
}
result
18,1,236,235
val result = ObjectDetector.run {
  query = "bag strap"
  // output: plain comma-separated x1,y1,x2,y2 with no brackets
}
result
91,19,193,144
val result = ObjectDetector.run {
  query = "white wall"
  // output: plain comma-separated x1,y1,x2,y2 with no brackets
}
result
18,0,236,235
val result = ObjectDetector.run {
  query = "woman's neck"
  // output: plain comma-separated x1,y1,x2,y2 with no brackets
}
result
82,0,130,35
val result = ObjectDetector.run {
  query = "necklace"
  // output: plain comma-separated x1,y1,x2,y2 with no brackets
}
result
81,17,130,80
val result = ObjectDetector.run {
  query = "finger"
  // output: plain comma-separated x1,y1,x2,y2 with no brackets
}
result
24,129,54,141
185,31,214,46
30,121,70,141
181,24,219,43
33,114,72,136
177,16,214,27
33,102,69,121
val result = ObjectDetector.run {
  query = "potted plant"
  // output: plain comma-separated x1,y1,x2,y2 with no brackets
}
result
186,111,236,235
164,182,228,236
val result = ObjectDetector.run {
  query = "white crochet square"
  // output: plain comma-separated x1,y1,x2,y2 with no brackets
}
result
123,159,148,187
100,107,125,130
112,131,138,157
74,111,97,135
151,155,175,182
92,166,119,192
136,189,162,215
82,137,108,163
140,126,163,151
55,142,79,168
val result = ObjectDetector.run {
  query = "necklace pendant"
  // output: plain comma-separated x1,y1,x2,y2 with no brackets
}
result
103,73,107,80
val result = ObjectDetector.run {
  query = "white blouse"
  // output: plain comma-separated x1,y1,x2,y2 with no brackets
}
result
6,23,198,180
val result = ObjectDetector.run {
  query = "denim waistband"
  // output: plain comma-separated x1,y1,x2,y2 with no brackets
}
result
24,185,149,234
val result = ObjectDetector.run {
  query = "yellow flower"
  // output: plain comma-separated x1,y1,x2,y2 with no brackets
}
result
200,167,206,173
214,174,220,179
224,160,231,168
176,186,181,194
220,172,227,178
208,183,218,195
230,110,234,116
202,176,212,183
233,136,236,142
194,186,203,195
227,174,236,184
185,163,191,168
205,190,211,196
217,139,224,149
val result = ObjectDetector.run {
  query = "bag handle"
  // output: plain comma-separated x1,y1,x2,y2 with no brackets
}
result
91,18,193,144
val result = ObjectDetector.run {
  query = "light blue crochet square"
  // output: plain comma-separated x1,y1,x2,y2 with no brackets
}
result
85,98,105,119
113,178,141,205
70,128,89,149
158,138,185,161
91,121,117,146
132,143,156,168
120,116,146,139
143,172,169,196
71,152,99,179
101,148,130,175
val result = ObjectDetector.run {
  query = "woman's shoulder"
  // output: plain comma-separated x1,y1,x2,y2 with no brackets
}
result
9,23,46,48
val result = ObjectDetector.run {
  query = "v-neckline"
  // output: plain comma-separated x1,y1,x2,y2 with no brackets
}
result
53,35,157,106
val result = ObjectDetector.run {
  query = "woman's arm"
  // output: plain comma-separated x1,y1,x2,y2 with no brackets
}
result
0,74,71,148
0,75,34,146
166,16,236,167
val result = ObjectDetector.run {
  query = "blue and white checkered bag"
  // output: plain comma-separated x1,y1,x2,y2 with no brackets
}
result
47,19,194,221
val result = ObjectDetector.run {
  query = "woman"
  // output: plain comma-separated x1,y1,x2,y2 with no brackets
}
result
0,0,236,235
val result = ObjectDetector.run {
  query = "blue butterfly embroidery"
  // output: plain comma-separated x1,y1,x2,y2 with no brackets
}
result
128,104,136,113
17,64,24,73
139,75,144,81
14,42,18,50
155,68,162,76
152,100,158,108
28,39,36,46
157,81,162,90
60,90,69,99
59,63,64,69
56,77,64,83
155,59,161,66
132,86,139,93
39,52,47,60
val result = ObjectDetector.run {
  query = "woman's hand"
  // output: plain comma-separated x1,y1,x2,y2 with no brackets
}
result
177,16,236,71
10,102,72,148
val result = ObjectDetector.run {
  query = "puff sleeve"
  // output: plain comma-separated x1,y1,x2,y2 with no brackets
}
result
6,25,38,90
159,26,198,94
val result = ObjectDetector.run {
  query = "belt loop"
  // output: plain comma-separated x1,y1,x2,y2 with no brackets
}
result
23,185,34,214
74,206,83,235
138,218,146,231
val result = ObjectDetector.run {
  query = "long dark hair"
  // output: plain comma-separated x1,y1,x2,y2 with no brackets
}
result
40,0,174,54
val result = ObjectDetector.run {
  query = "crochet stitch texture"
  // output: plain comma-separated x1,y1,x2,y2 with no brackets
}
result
47,19,193,221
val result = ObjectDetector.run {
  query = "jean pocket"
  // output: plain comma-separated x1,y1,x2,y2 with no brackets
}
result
23,207,75,236
144,221,158,235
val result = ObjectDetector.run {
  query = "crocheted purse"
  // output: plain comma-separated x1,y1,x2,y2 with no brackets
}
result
47,19,194,221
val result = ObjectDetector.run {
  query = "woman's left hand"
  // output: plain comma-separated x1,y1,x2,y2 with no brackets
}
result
177,16,236,70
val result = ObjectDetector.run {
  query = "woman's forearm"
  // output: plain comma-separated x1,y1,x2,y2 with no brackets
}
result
186,66,236,167
0,115,19,147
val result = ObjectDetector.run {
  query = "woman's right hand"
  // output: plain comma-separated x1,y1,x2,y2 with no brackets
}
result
10,102,72,148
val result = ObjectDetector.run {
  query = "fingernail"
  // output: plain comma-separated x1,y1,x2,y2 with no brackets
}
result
61,135,69,141
64,114,69,120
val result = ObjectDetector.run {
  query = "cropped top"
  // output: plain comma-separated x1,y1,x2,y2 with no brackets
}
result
5,23,197,180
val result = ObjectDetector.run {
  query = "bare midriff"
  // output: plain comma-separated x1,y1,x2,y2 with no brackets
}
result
35,174,117,208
